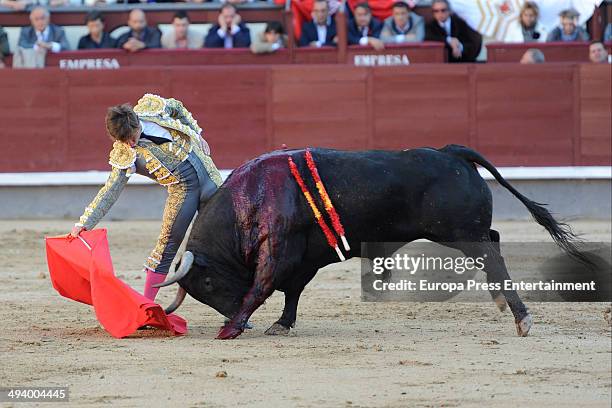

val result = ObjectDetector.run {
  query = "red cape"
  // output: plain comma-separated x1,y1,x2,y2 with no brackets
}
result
45,229,187,338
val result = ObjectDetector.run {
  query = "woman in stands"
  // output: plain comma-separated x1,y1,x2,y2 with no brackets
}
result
69,94,222,302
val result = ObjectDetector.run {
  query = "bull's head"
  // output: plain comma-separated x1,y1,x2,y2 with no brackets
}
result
155,251,251,319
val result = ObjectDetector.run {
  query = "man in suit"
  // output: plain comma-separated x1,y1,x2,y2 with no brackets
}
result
380,1,425,44
348,2,383,50
204,3,251,49
162,11,203,49
0,26,9,68
424,0,482,63
117,9,162,52
299,0,337,47
18,6,69,53
78,11,117,49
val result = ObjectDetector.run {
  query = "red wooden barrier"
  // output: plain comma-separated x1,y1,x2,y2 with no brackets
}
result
3,44,446,67
487,41,612,63
0,63,609,173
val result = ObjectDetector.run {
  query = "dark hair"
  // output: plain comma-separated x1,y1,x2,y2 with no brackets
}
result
431,0,450,8
173,10,189,22
264,21,284,35
392,1,410,11
355,2,371,13
589,40,604,47
85,11,104,24
105,104,140,142
220,3,237,14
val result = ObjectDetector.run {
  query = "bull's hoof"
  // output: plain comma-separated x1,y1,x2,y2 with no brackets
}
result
264,322,291,336
493,294,508,312
515,314,533,337
216,324,244,340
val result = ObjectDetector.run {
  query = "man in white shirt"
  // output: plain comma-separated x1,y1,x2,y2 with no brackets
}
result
17,6,69,53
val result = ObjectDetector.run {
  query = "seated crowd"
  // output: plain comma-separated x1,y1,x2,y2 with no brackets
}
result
0,0,609,68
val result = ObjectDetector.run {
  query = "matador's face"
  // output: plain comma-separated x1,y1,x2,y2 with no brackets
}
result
127,123,142,147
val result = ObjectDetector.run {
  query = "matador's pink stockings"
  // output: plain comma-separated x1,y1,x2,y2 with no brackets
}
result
143,269,166,301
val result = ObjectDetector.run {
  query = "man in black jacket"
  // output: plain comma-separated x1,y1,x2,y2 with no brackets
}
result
425,0,482,63
0,25,9,68
204,3,251,48
299,0,337,47
348,2,384,50
117,9,161,52
78,11,117,50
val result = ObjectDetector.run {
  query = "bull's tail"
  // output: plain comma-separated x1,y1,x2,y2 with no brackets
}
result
442,144,590,265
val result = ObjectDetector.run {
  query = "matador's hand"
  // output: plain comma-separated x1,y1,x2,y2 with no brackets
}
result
69,225,85,239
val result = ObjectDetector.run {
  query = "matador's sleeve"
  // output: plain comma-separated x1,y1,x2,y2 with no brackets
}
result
165,98,202,137
76,142,135,230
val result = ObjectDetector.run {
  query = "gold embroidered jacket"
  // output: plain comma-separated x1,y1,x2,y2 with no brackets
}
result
77,94,223,231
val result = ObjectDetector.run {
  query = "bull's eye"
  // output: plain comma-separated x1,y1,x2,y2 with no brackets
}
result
204,277,213,292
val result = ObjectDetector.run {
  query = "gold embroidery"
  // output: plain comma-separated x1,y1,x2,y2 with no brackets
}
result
137,146,180,186
144,181,188,271
78,167,129,229
133,94,166,117
108,141,136,169
166,98,202,135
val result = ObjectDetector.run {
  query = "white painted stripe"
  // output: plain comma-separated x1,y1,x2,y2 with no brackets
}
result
0,167,609,186
476,166,611,180
0,170,234,186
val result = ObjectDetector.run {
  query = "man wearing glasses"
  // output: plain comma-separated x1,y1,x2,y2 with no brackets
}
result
425,0,482,63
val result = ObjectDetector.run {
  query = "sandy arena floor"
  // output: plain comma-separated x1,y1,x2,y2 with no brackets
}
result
0,219,610,408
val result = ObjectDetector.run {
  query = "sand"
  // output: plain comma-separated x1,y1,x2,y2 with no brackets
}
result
0,219,610,408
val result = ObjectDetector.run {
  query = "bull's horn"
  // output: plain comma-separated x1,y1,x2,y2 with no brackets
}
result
164,287,187,315
152,251,194,288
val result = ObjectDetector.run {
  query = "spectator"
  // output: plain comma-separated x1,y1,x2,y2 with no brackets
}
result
117,9,162,52
250,21,286,54
506,2,546,43
348,3,384,50
299,0,337,47
162,11,203,49
380,1,424,44
604,23,611,43
425,0,482,63
0,25,9,68
519,48,545,64
589,41,609,64
546,9,589,42
0,0,33,11
18,6,69,53
204,3,251,48
78,11,117,50
47,0,84,5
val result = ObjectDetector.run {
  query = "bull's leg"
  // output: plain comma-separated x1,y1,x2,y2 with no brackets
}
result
460,240,532,337
266,266,318,335
488,229,507,312
264,289,303,336
216,277,276,340
216,231,300,340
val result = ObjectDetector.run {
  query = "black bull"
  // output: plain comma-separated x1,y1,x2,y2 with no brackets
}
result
157,145,585,339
